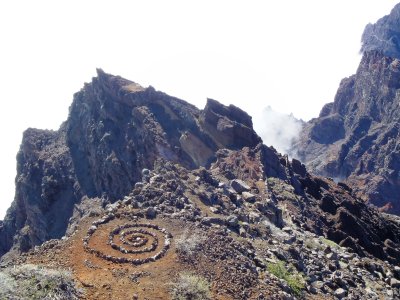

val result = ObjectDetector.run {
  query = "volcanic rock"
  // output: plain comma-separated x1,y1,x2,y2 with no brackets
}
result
292,5,400,215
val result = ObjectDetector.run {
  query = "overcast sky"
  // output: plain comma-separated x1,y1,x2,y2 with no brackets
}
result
0,0,398,219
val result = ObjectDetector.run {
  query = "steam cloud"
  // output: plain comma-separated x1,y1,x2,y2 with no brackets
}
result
253,106,303,155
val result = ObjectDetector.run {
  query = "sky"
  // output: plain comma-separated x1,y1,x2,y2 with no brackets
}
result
0,0,398,219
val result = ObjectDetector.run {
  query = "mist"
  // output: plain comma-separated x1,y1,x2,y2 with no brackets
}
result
253,106,303,156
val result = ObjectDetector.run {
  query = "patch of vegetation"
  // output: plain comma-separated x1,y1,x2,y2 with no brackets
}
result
304,238,324,251
266,178,298,202
169,272,211,300
175,230,206,258
267,260,305,297
0,264,81,300
320,237,340,249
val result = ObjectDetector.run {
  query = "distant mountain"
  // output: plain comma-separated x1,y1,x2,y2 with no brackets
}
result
292,4,400,215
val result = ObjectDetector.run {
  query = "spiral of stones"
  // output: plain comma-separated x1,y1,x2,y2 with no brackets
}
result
82,213,172,265
108,224,159,254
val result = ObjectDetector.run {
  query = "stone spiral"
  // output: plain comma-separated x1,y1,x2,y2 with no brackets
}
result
83,214,172,265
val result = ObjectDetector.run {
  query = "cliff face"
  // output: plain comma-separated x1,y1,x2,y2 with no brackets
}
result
292,5,400,214
0,69,260,257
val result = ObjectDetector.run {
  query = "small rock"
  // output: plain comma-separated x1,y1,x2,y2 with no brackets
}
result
284,236,296,245
311,281,324,290
387,289,394,298
210,206,219,214
149,175,163,184
242,192,256,203
334,288,347,299
390,277,400,288
239,227,247,237
230,179,251,193
248,211,261,223
134,182,144,189
145,207,157,219
326,252,338,261
226,215,239,227
307,285,318,294
201,217,224,226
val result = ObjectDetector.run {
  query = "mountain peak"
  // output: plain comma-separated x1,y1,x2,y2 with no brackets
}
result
94,68,146,94
361,3,400,58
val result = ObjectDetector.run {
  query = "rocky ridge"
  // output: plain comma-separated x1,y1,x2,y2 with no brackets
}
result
1,66,400,298
292,3,400,214
0,69,259,258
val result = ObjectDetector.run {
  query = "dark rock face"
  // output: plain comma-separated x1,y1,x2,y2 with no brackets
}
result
0,128,79,257
361,3,400,59
0,69,259,257
293,49,400,214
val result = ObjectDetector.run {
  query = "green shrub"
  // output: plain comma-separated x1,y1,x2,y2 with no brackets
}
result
320,237,340,249
170,273,211,300
267,260,305,297
0,264,81,300
304,238,324,251
175,231,206,258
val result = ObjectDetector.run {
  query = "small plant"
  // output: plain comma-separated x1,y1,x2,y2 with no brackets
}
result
169,272,211,300
320,237,340,249
266,178,298,202
0,264,81,300
267,260,305,297
175,230,206,258
304,238,324,251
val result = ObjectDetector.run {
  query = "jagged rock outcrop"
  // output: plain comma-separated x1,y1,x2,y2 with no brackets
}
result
0,69,260,258
361,3,400,59
292,5,400,215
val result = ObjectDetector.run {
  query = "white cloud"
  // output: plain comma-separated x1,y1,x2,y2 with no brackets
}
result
253,107,303,155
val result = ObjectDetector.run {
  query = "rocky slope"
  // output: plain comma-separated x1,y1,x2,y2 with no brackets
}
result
2,146,400,299
292,4,400,215
0,69,260,258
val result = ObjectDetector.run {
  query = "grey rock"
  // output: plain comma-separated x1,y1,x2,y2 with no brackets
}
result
326,252,338,261
145,207,157,219
201,217,224,226
134,182,144,189
242,191,256,203
248,212,261,224
390,278,400,288
226,215,239,227
334,288,347,299
230,179,250,193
